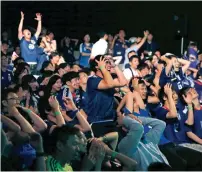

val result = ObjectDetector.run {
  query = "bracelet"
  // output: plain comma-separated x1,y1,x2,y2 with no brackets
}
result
25,109,32,114
99,66,105,70
54,111,61,116
111,151,118,161
36,152,45,157
73,109,79,113
103,135,107,142
187,105,193,110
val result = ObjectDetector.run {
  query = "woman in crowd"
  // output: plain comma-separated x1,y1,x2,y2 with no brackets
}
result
79,34,93,67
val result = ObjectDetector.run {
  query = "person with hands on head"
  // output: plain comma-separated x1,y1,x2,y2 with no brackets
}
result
87,55,127,123
180,88,202,146
63,97,91,133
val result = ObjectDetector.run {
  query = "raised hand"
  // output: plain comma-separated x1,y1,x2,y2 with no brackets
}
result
144,30,149,37
35,13,42,21
63,97,77,111
95,56,107,70
114,34,119,40
29,132,44,152
164,83,172,96
48,96,59,110
21,11,24,19
182,93,193,105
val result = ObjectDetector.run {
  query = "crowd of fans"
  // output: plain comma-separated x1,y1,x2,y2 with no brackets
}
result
1,11,202,171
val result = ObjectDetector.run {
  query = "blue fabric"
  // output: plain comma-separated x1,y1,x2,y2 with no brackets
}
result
159,68,191,93
1,70,13,90
79,89,88,112
113,40,130,64
13,143,36,168
20,35,39,62
79,43,93,67
143,41,158,53
86,76,115,123
192,109,202,139
57,86,69,111
153,106,190,144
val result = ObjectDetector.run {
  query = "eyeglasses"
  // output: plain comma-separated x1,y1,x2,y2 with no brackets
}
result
7,97,20,101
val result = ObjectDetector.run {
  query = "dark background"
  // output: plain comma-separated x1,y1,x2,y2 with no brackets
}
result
2,1,202,55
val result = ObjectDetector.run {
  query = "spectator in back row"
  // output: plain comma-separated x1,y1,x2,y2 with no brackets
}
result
1,53,14,90
61,36,79,65
90,31,108,59
79,34,93,67
18,11,47,74
113,29,130,69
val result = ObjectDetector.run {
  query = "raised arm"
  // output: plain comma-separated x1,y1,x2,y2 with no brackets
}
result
160,55,173,76
34,13,42,39
182,93,194,125
19,106,47,133
177,58,191,74
18,11,24,40
97,57,115,89
1,115,21,133
50,40,57,52
134,30,149,51
64,97,91,132
8,107,35,134
111,34,119,50
49,96,65,127
71,38,79,46
164,84,177,118
188,68,198,79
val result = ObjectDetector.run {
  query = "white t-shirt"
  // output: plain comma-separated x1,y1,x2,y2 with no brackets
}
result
123,67,139,81
91,38,108,58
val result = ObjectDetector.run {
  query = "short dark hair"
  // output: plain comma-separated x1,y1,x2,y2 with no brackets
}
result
97,31,107,39
128,50,136,58
40,61,52,73
178,87,191,105
89,55,103,72
129,55,140,62
62,71,79,84
1,40,8,45
13,57,25,67
14,62,30,83
55,63,70,73
21,74,37,90
2,88,15,101
13,84,30,93
48,125,80,154
79,68,91,76
49,52,59,60
138,63,150,71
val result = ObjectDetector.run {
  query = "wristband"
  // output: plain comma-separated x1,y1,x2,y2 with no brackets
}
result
103,135,107,142
111,151,118,161
36,152,45,157
54,111,61,116
25,109,32,114
73,109,79,115
99,66,105,70
187,105,193,110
